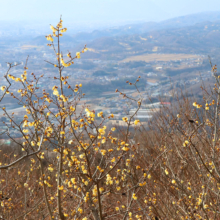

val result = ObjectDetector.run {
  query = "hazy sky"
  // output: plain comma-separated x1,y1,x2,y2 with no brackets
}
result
1,0,220,26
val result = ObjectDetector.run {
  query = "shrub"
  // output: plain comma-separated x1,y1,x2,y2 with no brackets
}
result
0,19,220,220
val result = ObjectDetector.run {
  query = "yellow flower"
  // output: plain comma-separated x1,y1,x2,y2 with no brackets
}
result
111,157,116,162
68,140,74,144
40,152,44,159
46,98,52,103
98,128,105,135
99,187,104,193
100,149,106,155
197,198,202,205
60,28,67,33
97,112,103,117
183,140,189,147
132,193,137,200
139,182,146,186
172,179,176,184
23,116,28,121
122,117,128,122
46,35,53,42
47,112,51,116
22,129,29,133
122,146,130,151
85,108,95,118
63,149,68,155
50,25,57,32
58,185,64,190
115,207,120,211
204,204,208,209
79,153,85,159
70,106,75,112
76,52,81,58
26,109,31,114
134,119,140,125
60,131,65,135
78,207,83,213
71,178,76,184
53,89,59,96
48,167,54,172
1,86,6,91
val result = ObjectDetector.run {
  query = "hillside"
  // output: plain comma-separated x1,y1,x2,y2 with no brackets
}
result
70,11,220,45
78,20,220,60
21,11,220,50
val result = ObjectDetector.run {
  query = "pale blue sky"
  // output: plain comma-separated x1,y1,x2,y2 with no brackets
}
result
1,0,220,25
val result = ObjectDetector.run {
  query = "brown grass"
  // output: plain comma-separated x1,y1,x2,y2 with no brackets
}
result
147,79,158,83
121,53,201,62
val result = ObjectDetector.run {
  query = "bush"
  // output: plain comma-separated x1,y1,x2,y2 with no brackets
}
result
0,19,220,220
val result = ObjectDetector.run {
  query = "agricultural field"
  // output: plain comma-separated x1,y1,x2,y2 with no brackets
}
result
121,53,201,62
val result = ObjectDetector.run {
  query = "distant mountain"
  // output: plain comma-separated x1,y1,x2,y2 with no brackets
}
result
25,11,220,61
71,11,220,44
79,20,220,60
20,11,220,50
159,11,220,28
29,35,78,47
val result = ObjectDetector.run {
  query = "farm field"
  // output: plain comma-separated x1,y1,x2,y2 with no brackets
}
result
147,79,158,83
121,53,201,62
20,45,40,50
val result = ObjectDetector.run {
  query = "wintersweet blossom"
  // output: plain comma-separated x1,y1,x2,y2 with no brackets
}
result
76,52,81,58
183,140,189,147
134,119,140,125
122,117,128,122
1,86,6,91
132,193,137,200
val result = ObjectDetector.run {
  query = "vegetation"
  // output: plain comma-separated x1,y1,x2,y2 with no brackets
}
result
1,19,220,220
